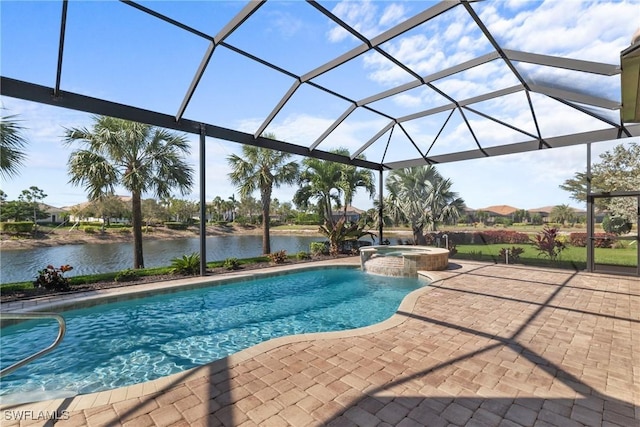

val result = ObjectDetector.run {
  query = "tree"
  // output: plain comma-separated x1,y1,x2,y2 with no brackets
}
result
550,204,575,226
227,134,299,254
18,186,48,227
336,149,375,220
294,148,374,228
0,113,28,179
92,194,129,228
513,209,530,223
385,166,465,244
294,155,343,226
560,143,640,221
141,198,168,226
66,116,194,269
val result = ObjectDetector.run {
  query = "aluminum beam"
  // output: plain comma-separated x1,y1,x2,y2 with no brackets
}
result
0,77,381,171
504,49,620,76
302,0,460,82
529,83,621,110
351,121,395,159
384,124,640,168
310,104,357,151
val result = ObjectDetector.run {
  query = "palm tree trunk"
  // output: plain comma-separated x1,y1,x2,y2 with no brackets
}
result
413,225,425,245
131,191,144,268
261,187,271,255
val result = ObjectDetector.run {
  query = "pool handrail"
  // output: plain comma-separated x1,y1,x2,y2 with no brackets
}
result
0,312,66,378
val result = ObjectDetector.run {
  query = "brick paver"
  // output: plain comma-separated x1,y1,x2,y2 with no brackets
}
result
2,261,638,426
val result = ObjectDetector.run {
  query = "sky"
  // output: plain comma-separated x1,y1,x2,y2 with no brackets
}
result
1,0,639,212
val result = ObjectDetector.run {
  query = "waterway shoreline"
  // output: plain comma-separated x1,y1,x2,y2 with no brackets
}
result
0,225,325,251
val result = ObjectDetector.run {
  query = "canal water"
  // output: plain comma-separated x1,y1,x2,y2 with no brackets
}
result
0,235,324,284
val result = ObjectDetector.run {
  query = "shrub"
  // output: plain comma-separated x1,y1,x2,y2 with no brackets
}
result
223,257,240,270
0,222,34,233
310,241,327,256
115,269,138,282
170,252,200,275
117,227,131,234
81,226,98,234
164,221,188,230
268,250,287,264
34,264,73,291
531,227,566,261
498,247,525,263
448,242,458,257
568,233,615,248
602,215,633,235
296,251,311,260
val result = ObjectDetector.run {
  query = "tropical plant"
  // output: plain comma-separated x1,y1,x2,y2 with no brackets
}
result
385,166,465,244
65,116,194,269
170,252,200,275
295,148,375,226
498,247,525,263
268,249,288,264
336,150,375,220
296,251,311,260
319,217,375,256
227,134,299,254
34,264,73,291
223,257,240,270
294,154,343,226
531,227,566,261
0,113,28,179
309,241,327,256
550,204,576,226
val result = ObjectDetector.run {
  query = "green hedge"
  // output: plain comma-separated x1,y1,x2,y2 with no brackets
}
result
0,222,34,233
164,221,188,230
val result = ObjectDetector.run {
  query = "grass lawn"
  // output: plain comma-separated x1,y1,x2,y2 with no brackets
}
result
453,243,637,268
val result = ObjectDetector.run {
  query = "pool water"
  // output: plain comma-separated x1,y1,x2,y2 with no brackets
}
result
0,268,427,399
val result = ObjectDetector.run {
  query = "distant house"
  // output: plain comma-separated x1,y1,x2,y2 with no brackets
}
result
331,205,365,223
529,206,589,223
36,203,68,224
65,196,132,224
475,205,519,223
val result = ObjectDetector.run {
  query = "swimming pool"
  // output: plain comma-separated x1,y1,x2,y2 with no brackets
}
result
0,267,427,401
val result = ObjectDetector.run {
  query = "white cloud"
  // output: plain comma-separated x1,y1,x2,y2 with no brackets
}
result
268,10,304,39
379,3,407,28
327,0,407,43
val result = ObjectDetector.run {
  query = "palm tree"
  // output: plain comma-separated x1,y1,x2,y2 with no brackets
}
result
337,149,375,221
386,165,464,244
65,116,194,269
294,156,343,226
294,148,374,226
0,113,28,179
550,204,576,226
227,134,299,254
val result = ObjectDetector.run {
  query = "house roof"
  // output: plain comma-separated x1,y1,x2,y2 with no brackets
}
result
477,205,519,216
62,195,133,212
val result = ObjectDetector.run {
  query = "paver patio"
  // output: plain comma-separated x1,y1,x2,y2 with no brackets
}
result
1,260,638,426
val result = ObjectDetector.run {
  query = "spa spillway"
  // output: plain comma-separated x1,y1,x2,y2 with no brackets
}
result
360,245,449,277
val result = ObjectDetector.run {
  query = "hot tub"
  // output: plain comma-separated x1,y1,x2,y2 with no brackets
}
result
360,245,449,277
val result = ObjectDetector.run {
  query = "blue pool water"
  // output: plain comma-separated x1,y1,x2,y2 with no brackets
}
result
0,268,427,399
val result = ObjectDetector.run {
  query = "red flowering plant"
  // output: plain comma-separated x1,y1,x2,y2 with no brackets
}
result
531,227,566,262
34,264,73,291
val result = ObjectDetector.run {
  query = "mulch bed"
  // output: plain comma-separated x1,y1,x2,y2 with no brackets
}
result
1,255,350,303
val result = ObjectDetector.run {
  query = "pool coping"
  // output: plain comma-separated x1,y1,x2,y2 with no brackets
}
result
0,257,443,412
